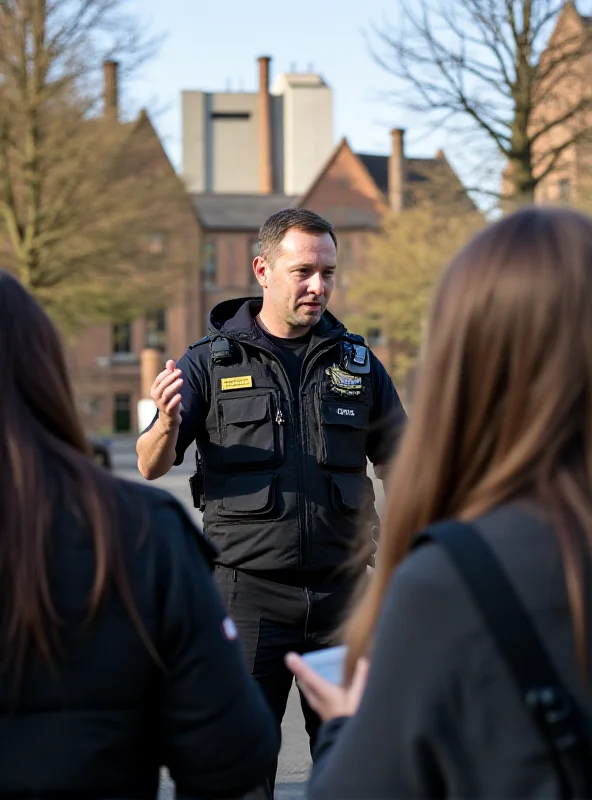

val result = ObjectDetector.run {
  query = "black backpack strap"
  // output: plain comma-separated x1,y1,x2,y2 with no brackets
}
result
414,521,592,800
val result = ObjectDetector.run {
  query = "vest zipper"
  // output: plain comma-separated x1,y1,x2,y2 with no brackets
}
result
226,334,341,570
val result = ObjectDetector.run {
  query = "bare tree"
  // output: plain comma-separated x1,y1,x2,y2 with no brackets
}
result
0,0,191,331
343,179,483,385
369,0,592,204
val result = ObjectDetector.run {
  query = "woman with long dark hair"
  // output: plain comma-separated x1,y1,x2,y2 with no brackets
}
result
288,206,592,798
0,271,278,798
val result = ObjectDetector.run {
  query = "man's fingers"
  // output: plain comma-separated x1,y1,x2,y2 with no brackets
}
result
152,371,182,399
165,394,182,415
154,367,182,387
160,377,183,405
152,361,181,386
165,359,177,371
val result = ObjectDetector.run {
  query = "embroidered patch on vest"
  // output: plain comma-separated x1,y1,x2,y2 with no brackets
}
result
325,365,363,396
221,376,253,391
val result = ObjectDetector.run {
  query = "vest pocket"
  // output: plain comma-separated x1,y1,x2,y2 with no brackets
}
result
330,473,373,514
219,392,282,468
219,474,276,517
319,398,369,469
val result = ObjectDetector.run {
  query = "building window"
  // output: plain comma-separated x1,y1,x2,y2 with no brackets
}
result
145,232,166,256
112,322,132,354
210,111,251,120
113,392,131,433
558,179,571,202
145,309,166,351
367,327,385,347
202,239,217,287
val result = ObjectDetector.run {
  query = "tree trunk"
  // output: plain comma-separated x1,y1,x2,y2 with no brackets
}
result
508,154,536,206
18,245,40,290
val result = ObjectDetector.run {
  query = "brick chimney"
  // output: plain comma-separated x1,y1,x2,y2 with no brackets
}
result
389,128,406,211
258,56,273,194
103,59,119,121
140,348,161,400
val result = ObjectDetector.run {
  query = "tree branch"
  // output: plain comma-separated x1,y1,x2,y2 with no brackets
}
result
0,100,25,261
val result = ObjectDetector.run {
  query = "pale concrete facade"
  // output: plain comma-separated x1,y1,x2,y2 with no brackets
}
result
182,56,333,196
272,73,334,195
182,91,262,193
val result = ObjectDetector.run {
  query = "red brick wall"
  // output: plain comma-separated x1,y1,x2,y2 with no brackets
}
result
532,5,592,203
303,143,386,228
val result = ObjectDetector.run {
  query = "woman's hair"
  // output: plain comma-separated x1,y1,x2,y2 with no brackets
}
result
345,206,592,680
0,271,152,680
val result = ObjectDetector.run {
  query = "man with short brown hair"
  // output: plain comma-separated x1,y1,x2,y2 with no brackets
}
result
137,208,405,795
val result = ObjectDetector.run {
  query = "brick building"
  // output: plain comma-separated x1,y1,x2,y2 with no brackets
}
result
68,56,468,434
533,2,592,205
501,2,592,204
66,62,203,435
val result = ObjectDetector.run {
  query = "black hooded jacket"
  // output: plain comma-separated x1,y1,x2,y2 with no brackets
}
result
168,298,405,572
0,479,279,799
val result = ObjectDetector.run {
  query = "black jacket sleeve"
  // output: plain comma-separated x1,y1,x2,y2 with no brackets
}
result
155,504,280,797
366,353,406,466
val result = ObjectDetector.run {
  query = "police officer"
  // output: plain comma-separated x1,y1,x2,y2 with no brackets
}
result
137,208,405,794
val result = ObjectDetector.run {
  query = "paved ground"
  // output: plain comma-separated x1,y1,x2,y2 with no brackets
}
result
110,435,384,800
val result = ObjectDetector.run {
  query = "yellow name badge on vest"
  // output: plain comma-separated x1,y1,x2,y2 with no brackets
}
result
221,376,253,391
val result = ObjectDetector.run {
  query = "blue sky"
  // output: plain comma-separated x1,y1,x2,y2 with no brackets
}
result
125,0,450,174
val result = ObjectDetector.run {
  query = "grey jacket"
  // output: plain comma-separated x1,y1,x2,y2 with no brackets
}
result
309,503,592,798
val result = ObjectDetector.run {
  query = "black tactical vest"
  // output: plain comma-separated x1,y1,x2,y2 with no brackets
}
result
193,331,379,572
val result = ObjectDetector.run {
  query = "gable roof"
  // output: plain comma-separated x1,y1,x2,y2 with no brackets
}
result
191,193,298,230
190,139,471,230
357,153,445,195
296,137,387,210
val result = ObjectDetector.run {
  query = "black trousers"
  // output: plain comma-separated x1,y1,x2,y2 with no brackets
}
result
213,565,359,792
